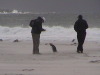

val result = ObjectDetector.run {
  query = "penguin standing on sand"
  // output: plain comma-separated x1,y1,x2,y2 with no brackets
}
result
49,43,57,52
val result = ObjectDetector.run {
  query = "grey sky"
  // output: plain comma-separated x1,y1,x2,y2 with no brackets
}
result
0,0,100,13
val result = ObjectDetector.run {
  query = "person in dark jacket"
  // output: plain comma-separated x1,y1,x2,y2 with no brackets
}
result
29,16,46,54
74,15,88,53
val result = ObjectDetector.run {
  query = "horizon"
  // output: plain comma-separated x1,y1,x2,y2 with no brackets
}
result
0,0,100,13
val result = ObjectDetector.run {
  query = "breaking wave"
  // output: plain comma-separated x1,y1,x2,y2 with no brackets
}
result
0,26,100,42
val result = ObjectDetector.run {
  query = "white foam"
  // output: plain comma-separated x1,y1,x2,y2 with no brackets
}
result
0,9,57,14
87,28,100,42
0,26,100,42
0,9,31,14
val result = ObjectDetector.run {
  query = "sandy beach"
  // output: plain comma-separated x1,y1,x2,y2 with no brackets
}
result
0,41,100,75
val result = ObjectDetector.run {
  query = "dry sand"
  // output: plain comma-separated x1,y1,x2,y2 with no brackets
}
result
0,41,100,75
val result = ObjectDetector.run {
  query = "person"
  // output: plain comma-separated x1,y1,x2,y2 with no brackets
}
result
29,16,46,54
74,15,88,53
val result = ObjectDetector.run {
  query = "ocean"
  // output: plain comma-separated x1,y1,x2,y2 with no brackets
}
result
0,10,100,42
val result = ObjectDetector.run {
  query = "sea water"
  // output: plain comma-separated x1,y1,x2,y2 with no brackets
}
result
0,11,100,42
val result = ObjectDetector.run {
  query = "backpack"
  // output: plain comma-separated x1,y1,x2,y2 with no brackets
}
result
29,20,34,27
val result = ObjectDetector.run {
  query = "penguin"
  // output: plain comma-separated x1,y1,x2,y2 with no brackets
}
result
49,43,57,52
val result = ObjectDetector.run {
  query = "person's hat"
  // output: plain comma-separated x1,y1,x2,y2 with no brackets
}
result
78,15,83,18
37,16,46,22
37,16,42,20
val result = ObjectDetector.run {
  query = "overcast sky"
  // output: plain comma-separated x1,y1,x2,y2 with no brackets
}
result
0,0,100,13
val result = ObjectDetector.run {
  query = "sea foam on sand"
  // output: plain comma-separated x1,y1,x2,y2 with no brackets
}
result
0,41,100,75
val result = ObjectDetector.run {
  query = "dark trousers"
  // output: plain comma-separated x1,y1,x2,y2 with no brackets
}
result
77,32,86,52
32,33,40,54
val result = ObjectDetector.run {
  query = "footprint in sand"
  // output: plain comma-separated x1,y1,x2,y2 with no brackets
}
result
90,60,100,63
22,69,34,71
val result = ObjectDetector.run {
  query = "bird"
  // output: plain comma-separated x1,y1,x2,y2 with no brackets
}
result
49,43,57,52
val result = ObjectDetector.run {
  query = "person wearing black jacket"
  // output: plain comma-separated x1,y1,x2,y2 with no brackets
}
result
29,17,46,54
74,15,88,53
